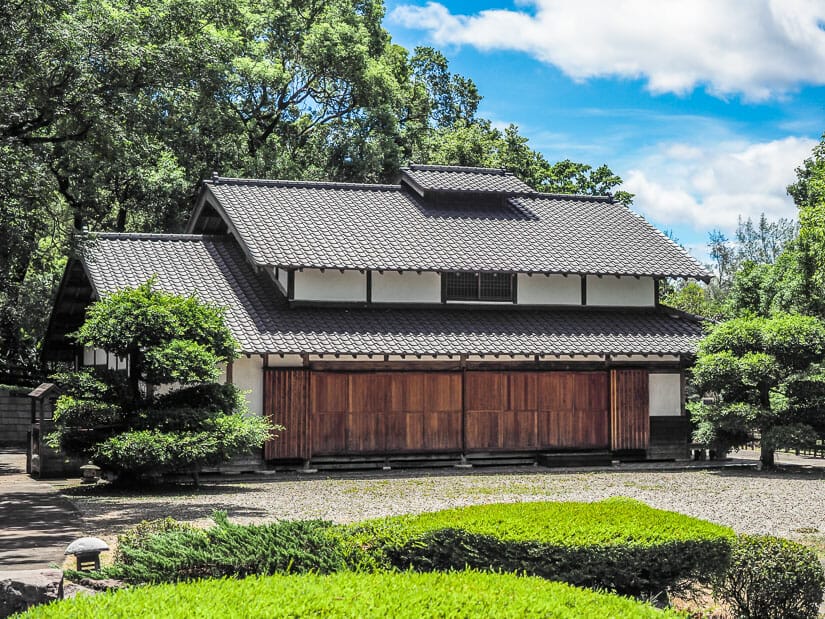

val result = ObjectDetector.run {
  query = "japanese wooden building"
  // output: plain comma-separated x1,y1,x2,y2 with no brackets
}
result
46,165,709,468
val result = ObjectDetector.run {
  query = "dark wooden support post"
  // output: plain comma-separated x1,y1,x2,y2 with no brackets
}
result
581,275,587,305
511,273,518,304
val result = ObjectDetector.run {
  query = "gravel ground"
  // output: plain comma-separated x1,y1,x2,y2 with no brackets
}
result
60,450,825,541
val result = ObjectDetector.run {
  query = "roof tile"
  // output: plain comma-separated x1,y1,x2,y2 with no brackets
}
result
201,177,708,279
82,234,705,355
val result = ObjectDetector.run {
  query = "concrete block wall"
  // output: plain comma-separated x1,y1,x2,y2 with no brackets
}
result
0,389,31,446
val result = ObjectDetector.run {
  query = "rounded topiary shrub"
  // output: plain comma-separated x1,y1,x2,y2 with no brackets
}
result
714,534,825,619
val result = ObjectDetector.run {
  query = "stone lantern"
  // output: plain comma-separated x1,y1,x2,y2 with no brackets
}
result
65,537,110,571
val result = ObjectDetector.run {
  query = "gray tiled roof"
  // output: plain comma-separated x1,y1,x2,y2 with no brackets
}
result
200,177,708,279
81,234,705,355
401,165,535,194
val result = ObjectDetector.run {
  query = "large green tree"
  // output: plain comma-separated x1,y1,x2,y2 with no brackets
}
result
49,280,273,481
0,0,633,376
689,314,825,468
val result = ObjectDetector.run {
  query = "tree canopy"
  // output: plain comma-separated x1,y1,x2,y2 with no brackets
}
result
689,314,825,468
0,0,633,375
49,280,273,480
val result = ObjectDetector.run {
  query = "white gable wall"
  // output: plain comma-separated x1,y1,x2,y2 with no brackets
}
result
372,271,441,303
586,276,655,307
293,269,367,302
517,274,580,305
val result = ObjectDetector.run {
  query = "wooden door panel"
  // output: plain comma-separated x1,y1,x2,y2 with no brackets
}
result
346,410,385,453
263,368,310,460
465,372,508,412
610,369,649,450
312,372,462,455
537,371,609,449
464,409,497,449
313,373,349,413
313,412,347,454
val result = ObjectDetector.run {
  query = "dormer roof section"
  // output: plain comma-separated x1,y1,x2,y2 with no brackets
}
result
400,164,535,197
187,168,710,281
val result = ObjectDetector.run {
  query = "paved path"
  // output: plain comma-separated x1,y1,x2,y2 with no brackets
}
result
0,449,80,569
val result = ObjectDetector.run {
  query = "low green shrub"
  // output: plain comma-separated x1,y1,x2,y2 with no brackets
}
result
348,498,735,597
713,534,825,619
19,571,682,618
95,512,348,583
114,517,198,563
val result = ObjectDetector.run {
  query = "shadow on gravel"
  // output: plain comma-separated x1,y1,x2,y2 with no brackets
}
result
706,466,825,481
72,500,272,533
62,482,261,498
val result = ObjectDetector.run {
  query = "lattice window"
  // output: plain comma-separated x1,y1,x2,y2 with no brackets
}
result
444,272,514,302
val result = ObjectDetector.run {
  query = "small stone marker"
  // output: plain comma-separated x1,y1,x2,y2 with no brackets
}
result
65,538,109,572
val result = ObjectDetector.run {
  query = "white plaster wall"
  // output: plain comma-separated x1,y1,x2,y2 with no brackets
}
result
83,347,107,366
232,355,264,416
266,354,304,367
649,373,682,416
612,354,680,362
275,268,289,294
107,354,127,371
372,271,441,303
586,276,655,307
517,274,581,305
293,269,366,302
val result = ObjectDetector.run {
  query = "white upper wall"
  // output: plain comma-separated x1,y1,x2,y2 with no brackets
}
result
517,274,580,305
293,269,367,302
372,271,441,303
287,269,657,306
586,275,655,307
649,373,682,416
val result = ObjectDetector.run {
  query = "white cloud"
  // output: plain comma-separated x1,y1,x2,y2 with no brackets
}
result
623,136,817,233
390,0,825,99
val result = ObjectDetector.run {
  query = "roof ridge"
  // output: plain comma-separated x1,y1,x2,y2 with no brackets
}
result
207,176,399,191
404,164,510,175
82,232,225,242
516,192,614,203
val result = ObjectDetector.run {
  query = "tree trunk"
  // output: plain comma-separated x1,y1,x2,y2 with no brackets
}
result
760,442,775,469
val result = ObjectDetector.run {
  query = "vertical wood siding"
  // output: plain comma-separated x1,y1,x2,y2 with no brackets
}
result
263,368,310,460
610,369,649,450
465,371,609,451
263,368,639,459
312,372,462,456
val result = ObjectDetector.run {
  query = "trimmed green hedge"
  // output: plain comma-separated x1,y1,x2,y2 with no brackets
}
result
19,572,682,618
348,498,735,596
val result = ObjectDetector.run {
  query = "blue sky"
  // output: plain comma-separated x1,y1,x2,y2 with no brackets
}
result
384,0,825,262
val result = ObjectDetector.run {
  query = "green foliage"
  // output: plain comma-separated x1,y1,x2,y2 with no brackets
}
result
713,535,825,619
18,572,680,619
1,0,636,374
660,280,721,317
91,413,271,475
74,279,236,368
51,367,130,404
99,512,348,583
690,314,825,465
51,282,273,478
418,119,632,203
113,517,198,564
347,498,734,597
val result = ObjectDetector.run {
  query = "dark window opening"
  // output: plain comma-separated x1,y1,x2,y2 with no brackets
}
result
444,272,514,302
